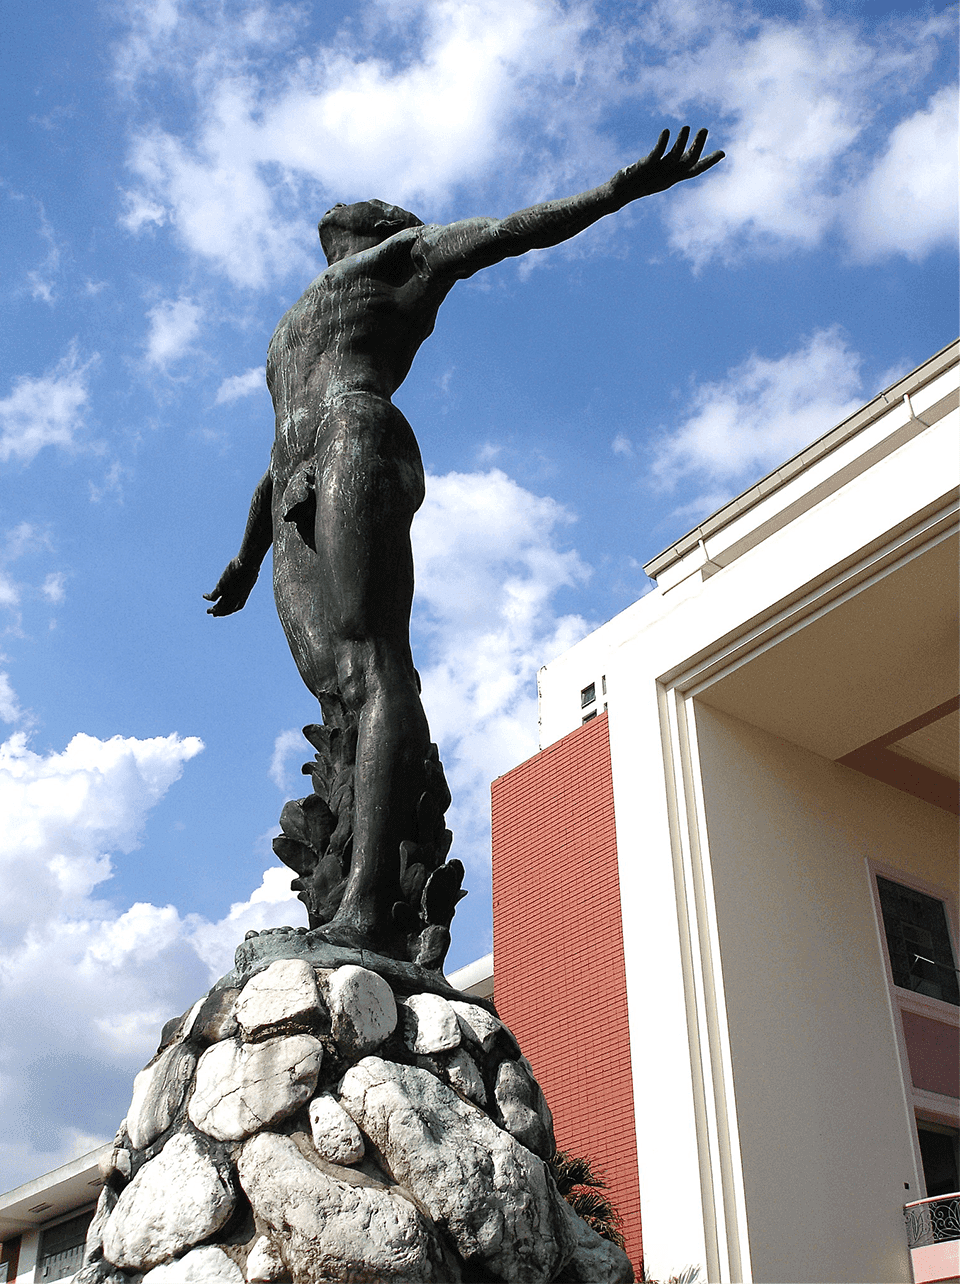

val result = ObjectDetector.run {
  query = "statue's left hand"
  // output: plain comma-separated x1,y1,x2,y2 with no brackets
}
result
610,127,724,203
203,557,259,615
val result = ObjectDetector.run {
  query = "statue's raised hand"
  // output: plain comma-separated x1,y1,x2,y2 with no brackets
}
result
204,557,259,616
609,127,724,205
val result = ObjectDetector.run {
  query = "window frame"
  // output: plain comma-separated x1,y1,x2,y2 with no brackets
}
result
867,859,960,1197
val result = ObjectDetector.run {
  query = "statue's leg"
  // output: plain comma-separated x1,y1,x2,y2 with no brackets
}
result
273,517,339,707
307,394,429,943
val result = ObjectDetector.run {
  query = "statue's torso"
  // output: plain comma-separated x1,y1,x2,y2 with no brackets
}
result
266,228,451,472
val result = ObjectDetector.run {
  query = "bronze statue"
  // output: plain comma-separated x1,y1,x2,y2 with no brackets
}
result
205,127,724,965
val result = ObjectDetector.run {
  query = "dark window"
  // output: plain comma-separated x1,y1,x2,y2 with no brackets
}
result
1,1233,21,1284
580,683,596,708
917,1123,960,1197
582,710,598,724
876,877,959,1006
37,1210,94,1283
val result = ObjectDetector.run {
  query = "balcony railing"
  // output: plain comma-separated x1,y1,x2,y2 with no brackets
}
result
38,1242,86,1283
904,1193,960,1249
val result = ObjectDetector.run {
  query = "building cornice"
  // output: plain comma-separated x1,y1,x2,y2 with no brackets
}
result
645,339,959,586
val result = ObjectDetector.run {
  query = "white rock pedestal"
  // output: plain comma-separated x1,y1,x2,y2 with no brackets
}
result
78,930,634,1284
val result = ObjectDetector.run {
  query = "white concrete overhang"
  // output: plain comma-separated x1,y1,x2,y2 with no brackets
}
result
645,340,959,594
0,1147,108,1238
694,517,959,809
446,952,494,999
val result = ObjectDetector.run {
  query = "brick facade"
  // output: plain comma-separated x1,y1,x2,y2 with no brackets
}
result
491,713,642,1272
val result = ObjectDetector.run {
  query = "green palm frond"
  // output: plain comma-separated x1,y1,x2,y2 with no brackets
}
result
549,1148,626,1250
552,1148,604,1194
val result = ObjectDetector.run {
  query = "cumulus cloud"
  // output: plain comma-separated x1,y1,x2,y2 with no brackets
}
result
844,84,959,262
0,732,196,1186
113,0,956,285
0,346,94,463
190,866,302,978
412,468,591,863
642,2,955,266
216,366,267,404
652,327,865,495
144,296,203,366
0,724,309,1189
116,0,619,285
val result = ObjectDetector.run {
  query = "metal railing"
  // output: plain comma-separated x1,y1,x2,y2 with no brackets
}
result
904,1193,960,1249
39,1242,86,1282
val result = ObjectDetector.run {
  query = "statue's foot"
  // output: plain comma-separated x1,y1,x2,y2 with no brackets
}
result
310,919,379,952
244,925,308,941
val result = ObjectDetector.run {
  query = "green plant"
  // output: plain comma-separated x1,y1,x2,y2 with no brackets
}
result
643,1266,702,1284
550,1149,627,1251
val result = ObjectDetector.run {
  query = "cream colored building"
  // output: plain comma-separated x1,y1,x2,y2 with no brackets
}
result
0,1148,108,1284
534,341,959,1284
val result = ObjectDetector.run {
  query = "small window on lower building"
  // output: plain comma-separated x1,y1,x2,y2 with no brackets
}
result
917,1121,960,1197
580,682,596,709
37,1210,95,1283
876,876,959,1006
582,710,598,723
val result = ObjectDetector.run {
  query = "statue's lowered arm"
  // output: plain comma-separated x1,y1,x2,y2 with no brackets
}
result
419,127,724,279
204,469,274,616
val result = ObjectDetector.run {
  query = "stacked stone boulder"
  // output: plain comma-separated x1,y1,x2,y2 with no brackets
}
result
79,931,633,1284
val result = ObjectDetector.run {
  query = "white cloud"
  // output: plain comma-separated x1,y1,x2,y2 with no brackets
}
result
0,674,25,724
0,727,308,1190
0,347,94,463
144,296,203,367
0,574,19,611
0,731,205,1185
189,866,301,978
216,366,266,404
652,328,864,493
612,433,633,457
26,205,62,305
0,731,204,935
412,468,591,864
117,0,615,286
641,2,955,265
269,727,308,791
0,525,63,640
844,85,959,262
41,572,66,604
113,0,957,283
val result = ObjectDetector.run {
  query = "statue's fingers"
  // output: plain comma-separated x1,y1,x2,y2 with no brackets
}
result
686,128,709,164
202,591,219,602
691,149,725,176
667,125,690,160
648,129,670,162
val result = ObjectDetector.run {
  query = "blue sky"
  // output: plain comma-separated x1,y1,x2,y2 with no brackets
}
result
0,0,956,1188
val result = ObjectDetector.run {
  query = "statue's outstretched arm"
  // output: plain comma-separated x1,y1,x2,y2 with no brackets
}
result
421,127,723,279
204,469,274,616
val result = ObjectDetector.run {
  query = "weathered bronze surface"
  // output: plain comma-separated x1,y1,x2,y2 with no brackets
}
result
205,128,723,966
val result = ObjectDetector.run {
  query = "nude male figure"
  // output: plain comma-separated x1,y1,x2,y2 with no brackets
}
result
205,127,723,952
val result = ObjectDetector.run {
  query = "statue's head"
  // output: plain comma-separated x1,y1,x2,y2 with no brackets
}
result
318,200,424,264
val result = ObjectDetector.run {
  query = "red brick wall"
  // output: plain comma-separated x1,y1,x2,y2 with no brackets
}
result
491,712,642,1273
